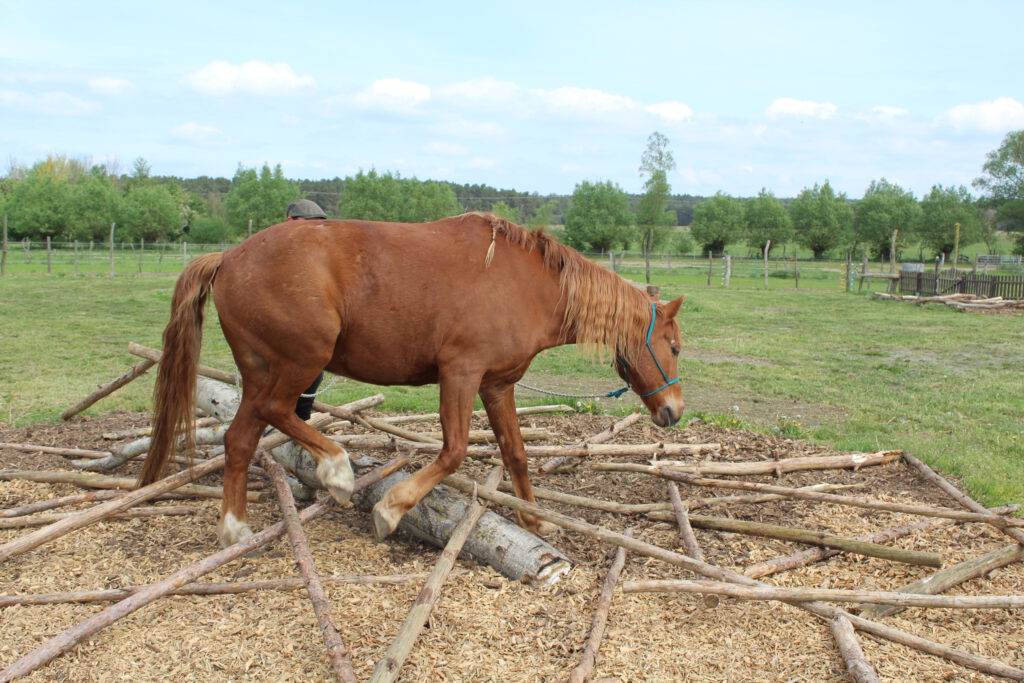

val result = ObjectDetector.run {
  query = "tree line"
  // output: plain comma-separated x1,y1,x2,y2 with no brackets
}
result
2,130,1022,262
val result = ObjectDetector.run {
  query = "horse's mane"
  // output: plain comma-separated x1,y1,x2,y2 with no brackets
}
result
465,212,651,363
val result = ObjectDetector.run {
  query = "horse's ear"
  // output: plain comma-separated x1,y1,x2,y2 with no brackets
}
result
663,295,685,319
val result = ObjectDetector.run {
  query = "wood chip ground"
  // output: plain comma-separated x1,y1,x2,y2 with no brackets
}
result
2,411,1022,682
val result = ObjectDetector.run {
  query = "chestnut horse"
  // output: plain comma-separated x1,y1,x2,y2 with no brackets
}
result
138,213,685,546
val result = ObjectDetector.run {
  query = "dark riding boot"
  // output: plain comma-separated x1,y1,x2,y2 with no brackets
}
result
295,372,324,420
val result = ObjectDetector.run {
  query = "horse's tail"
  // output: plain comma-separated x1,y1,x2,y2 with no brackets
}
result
138,252,224,486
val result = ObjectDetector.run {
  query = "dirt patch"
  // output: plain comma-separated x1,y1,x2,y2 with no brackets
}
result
2,411,1022,682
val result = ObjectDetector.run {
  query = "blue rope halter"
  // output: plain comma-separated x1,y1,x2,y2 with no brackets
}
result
615,302,681,398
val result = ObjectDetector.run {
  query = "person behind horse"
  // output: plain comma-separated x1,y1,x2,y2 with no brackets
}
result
285,199,328,420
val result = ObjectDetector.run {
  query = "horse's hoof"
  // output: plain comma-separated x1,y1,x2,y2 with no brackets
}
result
218,512,254,548
371,502,399,541
316,457,354,506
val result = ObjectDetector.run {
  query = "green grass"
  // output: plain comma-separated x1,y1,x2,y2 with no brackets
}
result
2,267,1022,509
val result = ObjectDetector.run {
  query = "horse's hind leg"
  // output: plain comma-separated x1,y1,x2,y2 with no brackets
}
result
219,402,266,546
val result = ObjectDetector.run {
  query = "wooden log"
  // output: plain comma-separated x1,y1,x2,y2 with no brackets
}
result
0,458,407,683
620,578,1024,609
831,615,882,683
335,436,720,459
1,490,128,518
742,504,1020,579
355,471,572,586
128,341,238,384
60,358,157,420
667,483,704,562
75,421,234,471
374,404,573,425
259,450,356,683
0,571,466,608
680,513,941,567
618,464,1024,529
194,376,242,421
0,505,198,529
371,467,503,683
499,482,672,514
859,543,1024,620
540,411,644,474
568,536,629,683
0,414,331,564
101,417,219,441
0,443,113,459
648,450,902,476
902,452,1024,546
0,470,260,502
441,474,1024,681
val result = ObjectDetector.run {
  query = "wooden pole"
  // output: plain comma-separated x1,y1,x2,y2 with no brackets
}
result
568,536,629,683
763,239,770,289
667,483,704,562
0,571,462,608
46,235,51,274
706,251,712,286
60,358,157,420
1,215,7,275
441,474,1024,681
259,450,357,683
539,410,643,473
0,458,408,683
139,237,144,274
108,222,115,276
0,505,197,529
614,464,1024,529
73,240,79,276
859,543,1024,620
831,615,882,683
618,450,901,476
620,578,1024,609
902,452,1024,546
370,466,503,683
1,490,128,518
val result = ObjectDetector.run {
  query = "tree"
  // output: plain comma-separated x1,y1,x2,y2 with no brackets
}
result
563,180,633,253
853,179,921,259
68,174,122,241
789,181,853,258
637,132,676,282
526,200,557,230
225,163,300,235
489,200,521,223
743,188,791,256
973,129,1024,231
916,185,983,259
120,183,181,241
5,171,72,240
400,180,462,222
689,192,744,255
339,169,403,221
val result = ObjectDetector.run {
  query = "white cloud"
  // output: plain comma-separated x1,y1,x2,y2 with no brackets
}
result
532,86,639,119
432,118,505,139
466,157,495,169
424,141,469,156
438,77,521,108
88,77,132,95
171,122,229,146
185,61,315,96
0,89,98,115
765,97,838,120
646,101,693,122
352,78,431,111
940,97,1024,133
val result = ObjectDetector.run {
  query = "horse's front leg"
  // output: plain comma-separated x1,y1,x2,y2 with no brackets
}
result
480,383,556,536
371,369,479,540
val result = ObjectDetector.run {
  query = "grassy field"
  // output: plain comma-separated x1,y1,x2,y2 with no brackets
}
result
2,266,1022,508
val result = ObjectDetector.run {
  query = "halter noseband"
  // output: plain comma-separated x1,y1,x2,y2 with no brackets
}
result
615,302,681,398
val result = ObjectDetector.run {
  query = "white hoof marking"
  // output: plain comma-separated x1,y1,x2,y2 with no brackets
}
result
218,511,253,547
317,455,354,506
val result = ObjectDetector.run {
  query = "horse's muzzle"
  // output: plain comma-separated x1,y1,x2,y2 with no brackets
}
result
653,404,682,428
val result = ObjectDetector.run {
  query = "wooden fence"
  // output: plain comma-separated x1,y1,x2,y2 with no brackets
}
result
899,271,1024,299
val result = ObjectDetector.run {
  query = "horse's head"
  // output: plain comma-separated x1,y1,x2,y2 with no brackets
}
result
615,296,685,427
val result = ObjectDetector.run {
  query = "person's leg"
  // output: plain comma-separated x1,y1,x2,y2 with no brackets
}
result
294,371,324,420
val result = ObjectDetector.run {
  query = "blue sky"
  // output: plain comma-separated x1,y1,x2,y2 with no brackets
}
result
2,1,1022,199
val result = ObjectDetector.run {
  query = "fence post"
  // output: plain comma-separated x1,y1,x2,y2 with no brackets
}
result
723,255,731,288
763,241,771,289
182,241,188,265
108,223,115,276
793,256,799,289
706,252,713,286
139,238,144,274
46,235,52,274
74,240,79,277
1,215,7,276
